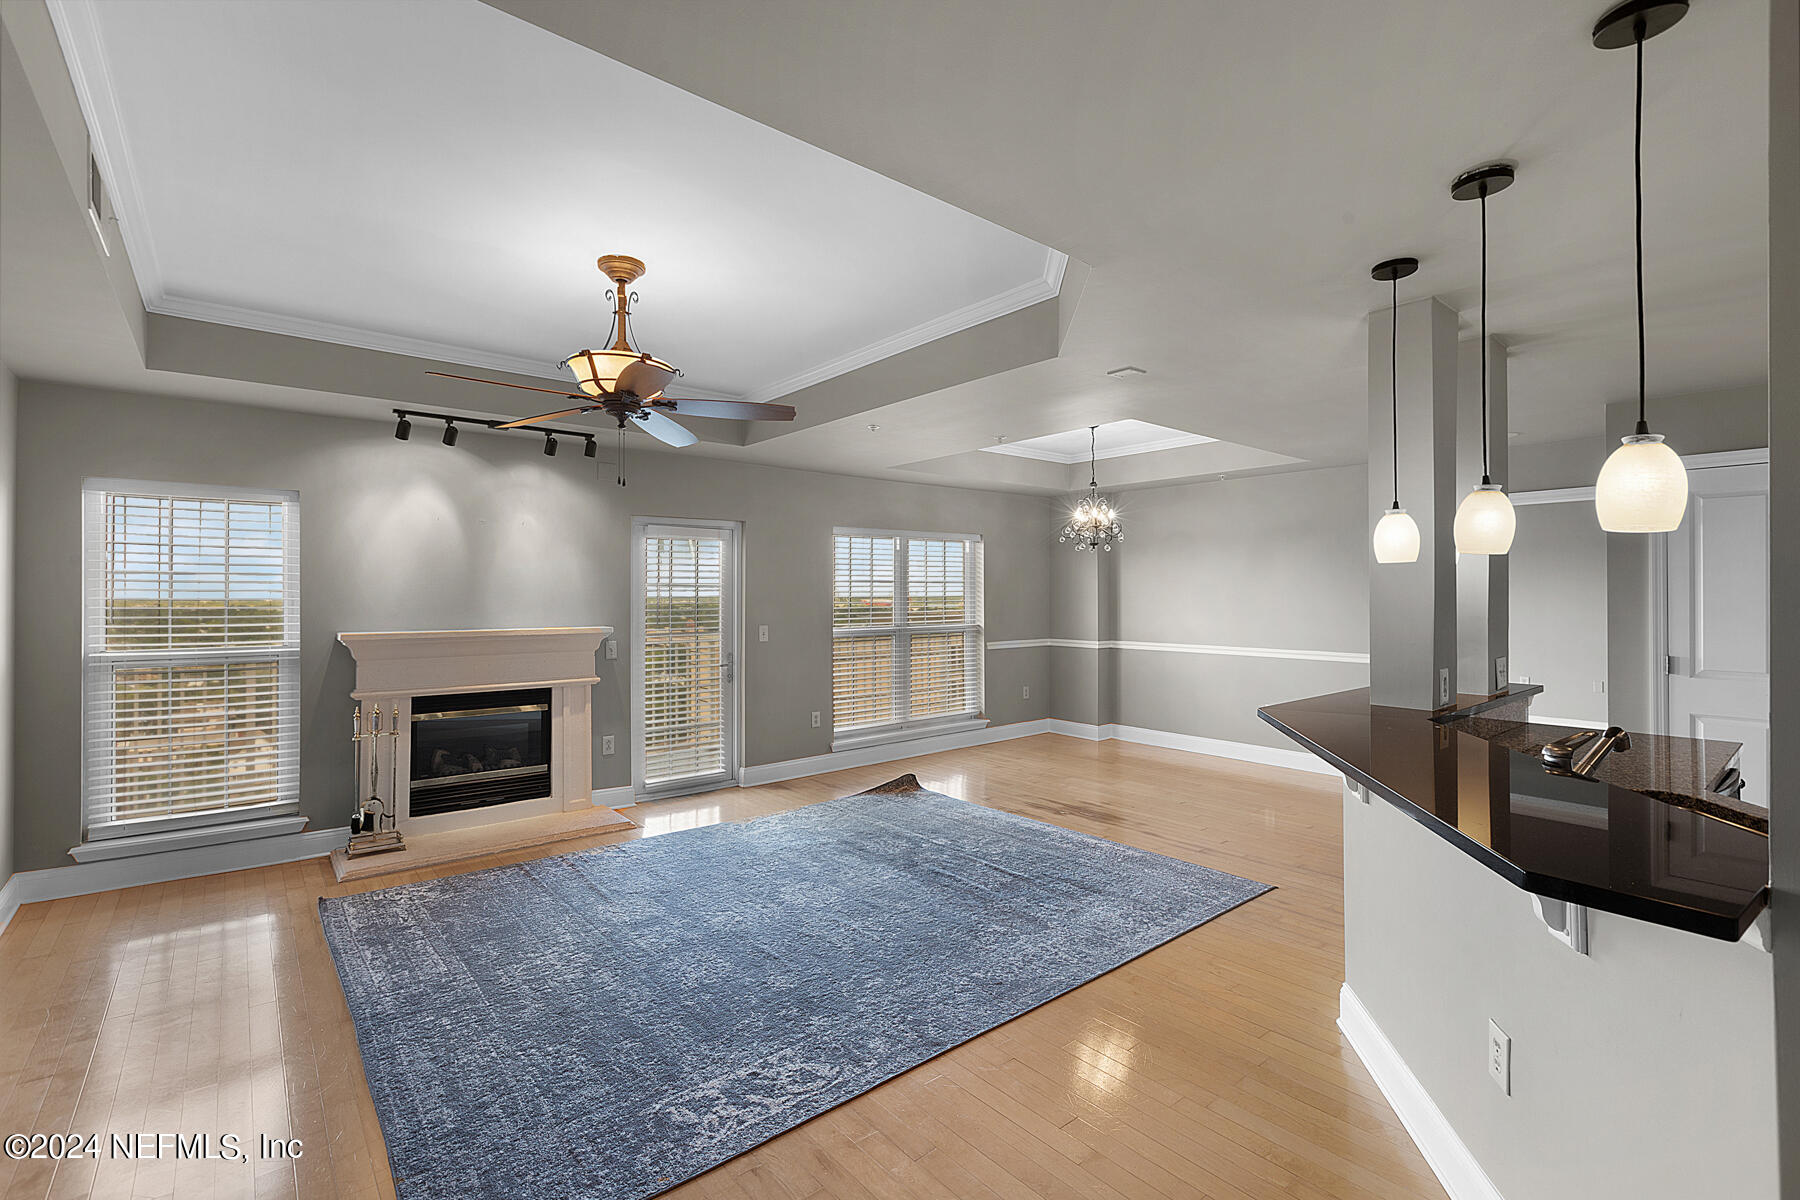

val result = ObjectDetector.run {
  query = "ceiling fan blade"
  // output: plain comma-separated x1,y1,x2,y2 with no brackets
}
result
634,409,699,447
651,397,797,422
497,406,596,429
427,371,593,402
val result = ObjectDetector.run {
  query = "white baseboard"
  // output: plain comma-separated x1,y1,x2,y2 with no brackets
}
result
1042,719,1339,776
739,719,1056,787
1338,984,1506,1200
0,826,349,941
590,784,636,808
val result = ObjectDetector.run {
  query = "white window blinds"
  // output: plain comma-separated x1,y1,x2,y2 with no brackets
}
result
832,530,982,738
640,530,729,787
81,482,300,838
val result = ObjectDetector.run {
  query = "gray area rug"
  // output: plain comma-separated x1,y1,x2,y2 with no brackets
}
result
319,774,1271,1200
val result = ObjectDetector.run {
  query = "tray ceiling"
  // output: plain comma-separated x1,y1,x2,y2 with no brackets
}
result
48,0,1063,401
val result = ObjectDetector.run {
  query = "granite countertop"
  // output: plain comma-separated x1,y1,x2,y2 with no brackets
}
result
1257,688,1769,941
1448,714,1764,834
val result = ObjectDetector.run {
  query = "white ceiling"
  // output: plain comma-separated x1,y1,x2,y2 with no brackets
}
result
49,0,1061,402
3,0,1773,497
982,419,1214,465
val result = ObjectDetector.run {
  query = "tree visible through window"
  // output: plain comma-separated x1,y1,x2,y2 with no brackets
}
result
82,482,300,838
832,531,982,738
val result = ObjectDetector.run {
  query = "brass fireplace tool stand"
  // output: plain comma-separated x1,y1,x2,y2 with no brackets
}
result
346,703,406,858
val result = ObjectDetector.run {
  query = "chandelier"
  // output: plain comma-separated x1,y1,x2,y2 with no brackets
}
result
1059,426,1124,552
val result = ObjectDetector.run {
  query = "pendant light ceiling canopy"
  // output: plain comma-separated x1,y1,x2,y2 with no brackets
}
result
1591,0,1690,533
1450,162,1517,556
1059,426,1125,552
1371,257,1421,565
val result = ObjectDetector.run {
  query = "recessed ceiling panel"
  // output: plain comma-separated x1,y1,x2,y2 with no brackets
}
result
51,0,1061,399
981,419,1215,464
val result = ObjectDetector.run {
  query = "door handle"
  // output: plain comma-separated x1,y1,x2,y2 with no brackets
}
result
723,652,735,685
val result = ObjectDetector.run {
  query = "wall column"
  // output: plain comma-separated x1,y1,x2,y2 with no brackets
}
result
1368,295,1459,709
1457,334,1509,695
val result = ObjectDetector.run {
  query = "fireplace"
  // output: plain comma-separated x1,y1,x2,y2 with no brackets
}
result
409,688,553,816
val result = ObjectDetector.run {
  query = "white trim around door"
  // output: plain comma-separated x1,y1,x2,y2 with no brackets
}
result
631,518,745,801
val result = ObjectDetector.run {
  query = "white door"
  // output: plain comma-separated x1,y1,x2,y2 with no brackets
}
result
1665,462,1769,809
632,520,740,798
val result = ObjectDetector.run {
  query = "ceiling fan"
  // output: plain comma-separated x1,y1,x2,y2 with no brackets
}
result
427,254,796,458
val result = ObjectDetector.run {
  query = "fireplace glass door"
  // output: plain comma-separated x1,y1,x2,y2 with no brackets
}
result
409,688,552,816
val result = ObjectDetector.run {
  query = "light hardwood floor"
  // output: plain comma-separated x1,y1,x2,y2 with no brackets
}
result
0,735,1446,1200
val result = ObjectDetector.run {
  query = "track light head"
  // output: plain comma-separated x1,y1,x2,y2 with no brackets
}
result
442,420,458,447
394,415,411,440
584,437,598,458
543,434,558,457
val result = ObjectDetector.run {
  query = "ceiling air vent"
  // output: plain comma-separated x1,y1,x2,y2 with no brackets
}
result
1105,365,1146,379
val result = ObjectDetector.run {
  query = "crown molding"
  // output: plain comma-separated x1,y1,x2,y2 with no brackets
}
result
742,248,1069,404
46,0,165,301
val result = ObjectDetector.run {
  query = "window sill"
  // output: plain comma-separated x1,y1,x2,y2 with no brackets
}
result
831,716,989,755
69,815,309,863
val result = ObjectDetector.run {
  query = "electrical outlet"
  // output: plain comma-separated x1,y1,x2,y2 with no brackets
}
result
1022,685,1030,700
604,639,617,660
1495,656,1508,691
1439,667,1451,706
758,624,769,643
811,711,821,729
1487,1020,1511,1095
601,734,615,756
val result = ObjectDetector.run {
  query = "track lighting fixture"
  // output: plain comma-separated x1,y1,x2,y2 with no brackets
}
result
1591,0,1690,533
1450,163,1517,556
1370,258,1421,564
543,433,558,457
393,414,411,441
584,437,598,458
442,420,458,447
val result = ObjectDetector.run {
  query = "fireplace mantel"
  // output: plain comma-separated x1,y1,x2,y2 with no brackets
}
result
338,627,613,833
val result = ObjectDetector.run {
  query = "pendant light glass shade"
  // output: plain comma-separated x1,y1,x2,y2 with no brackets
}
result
1595,432,1687,531
1373,505,1421,564
1591,0,1689,533
1454,483,1517,554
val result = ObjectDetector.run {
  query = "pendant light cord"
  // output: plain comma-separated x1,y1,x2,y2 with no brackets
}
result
1089,425,1099,490
1634,26,1649,434
1479,187,1491,485
1390,276,1400,508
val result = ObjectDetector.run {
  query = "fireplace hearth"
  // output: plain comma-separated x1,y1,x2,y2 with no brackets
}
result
409,688,552,817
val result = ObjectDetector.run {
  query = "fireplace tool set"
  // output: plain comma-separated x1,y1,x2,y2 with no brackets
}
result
347,703,406,857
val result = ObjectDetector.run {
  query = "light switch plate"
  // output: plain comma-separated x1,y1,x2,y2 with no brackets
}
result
758,624,769,642
1495,656,1508,691
1022,685,1030,700
1488,1020,1511,1095
604,639,617,660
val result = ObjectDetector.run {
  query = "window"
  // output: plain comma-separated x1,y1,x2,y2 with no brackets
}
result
81,481,300,839
832,529,982,742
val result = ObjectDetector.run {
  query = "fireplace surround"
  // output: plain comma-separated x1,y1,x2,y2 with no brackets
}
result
338,627,611,834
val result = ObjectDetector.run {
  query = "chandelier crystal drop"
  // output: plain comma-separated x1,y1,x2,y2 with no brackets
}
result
1060,426,1124,552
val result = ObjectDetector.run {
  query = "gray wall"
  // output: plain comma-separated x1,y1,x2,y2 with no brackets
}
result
1506,500,1607,723
1345,786,1777,1200
0,364,13,884
10,381,1056,873
1764,0,1798,1186
1047,464,1371,746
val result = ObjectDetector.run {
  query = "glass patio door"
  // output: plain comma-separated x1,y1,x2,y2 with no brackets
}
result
632,520,739,797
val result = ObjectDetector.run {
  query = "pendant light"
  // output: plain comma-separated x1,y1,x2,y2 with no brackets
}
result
1592,0,1689,533
1059,426,1124,552
1370,258,1421,564
1450,163,1517,555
